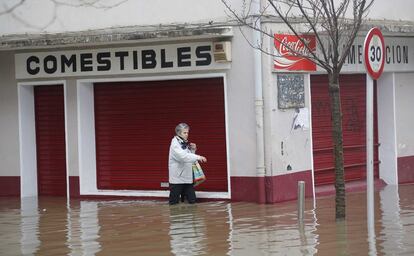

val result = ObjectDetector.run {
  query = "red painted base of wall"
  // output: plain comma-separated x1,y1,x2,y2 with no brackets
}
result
398,155,414,184
0,176,80,197
0,176,20,196
231,170,313,204
231,176,266,203
69,176,80,197
315,179,386,197
265,170,313,203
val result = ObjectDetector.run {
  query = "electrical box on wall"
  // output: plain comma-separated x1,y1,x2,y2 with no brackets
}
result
213,41,232,62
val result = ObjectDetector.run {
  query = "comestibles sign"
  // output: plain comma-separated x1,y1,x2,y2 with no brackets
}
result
15,42,230,79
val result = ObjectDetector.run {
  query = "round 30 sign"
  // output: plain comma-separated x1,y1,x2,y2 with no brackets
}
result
363,27,385,80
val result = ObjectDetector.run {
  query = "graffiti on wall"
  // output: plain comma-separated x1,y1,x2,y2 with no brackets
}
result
277,74,305,109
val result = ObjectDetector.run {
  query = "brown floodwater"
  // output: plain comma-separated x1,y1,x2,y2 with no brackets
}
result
1,184,413,255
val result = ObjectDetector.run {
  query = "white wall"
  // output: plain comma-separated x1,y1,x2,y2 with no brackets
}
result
377,73,398,184
0,51,20,176
0,0,413,36
226,28,257,177
395,73,414,157
262,23,313,176
77,81,97,194
66,79,79,176
262,0,414,22
17,84,37,196
369,0,414,21
0,0,234,35
268,74,313,175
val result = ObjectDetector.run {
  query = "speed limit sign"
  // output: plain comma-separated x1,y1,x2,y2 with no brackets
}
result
364,28,385,222
363,27,385,80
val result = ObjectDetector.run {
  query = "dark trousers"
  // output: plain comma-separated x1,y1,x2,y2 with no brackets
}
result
169,184,196,205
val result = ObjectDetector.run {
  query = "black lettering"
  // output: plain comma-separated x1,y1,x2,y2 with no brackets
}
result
26,56,40,75
97,52,111,71
358,45,363,64
80,53,93,72
161,49,173,68
386,46,391,64
347,45,356,64
195,45,211,66
370,46,376,62
392,45,395,63
396,46,401,63
142,50,157,69
177,47,191,67
44,55,57,74
403,46,409,64
133,51,139,69
377,47,381,61
61,54,77,73
115,51,129,70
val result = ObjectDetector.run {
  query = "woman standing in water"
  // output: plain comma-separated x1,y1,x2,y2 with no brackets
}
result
168,123,207,205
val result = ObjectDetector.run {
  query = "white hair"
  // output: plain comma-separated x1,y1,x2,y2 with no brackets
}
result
175,123,189,135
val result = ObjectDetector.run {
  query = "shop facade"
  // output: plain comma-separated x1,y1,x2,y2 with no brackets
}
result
1,28,260,201
1,18,414,203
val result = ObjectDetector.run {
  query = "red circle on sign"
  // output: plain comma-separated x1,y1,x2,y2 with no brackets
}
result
363,27,385,80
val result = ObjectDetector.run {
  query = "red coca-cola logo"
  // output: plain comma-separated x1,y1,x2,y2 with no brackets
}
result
274,34,316,71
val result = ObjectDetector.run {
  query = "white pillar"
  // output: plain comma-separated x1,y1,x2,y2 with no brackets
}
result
377,73,398,184
252,0,266,202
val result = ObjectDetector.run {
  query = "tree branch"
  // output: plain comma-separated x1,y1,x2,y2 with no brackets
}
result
0,0,26,15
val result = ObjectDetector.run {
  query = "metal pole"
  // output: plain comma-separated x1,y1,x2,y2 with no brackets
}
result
366,75,375,231
252,0,266,204
298,181,305,221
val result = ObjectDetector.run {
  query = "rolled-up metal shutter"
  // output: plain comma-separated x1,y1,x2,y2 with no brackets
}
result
34,85,67,196
311,74,379,185
94,77,227,192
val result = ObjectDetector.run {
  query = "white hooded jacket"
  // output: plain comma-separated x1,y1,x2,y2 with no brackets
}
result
168,136,201,184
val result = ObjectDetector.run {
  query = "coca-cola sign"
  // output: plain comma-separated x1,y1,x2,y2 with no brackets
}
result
274,34,316,71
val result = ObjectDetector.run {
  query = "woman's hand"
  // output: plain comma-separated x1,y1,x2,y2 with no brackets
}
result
198,156,207,163
189,143,197,151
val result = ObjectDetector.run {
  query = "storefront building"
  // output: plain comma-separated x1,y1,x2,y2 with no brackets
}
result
1,1,414,203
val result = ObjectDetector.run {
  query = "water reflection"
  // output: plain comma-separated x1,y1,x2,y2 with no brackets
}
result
20,197,40,255
168,204,206,255
1,184,413,255
227,202,318,255
36,197,71,255
398,185,414,254
92,200,171,255
75,201,101,255
378,185,412,255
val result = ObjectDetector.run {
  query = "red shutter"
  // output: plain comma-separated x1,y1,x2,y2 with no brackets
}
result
94,78,227,192
34,85,67,196
311,75,379,185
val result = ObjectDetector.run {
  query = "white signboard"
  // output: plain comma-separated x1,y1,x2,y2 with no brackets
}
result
336,36,413,73
15,42,230,79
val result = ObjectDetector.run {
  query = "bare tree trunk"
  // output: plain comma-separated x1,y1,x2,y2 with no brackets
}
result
328,72,346,220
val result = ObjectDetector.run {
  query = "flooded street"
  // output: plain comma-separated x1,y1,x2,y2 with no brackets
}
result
1,185,413,255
